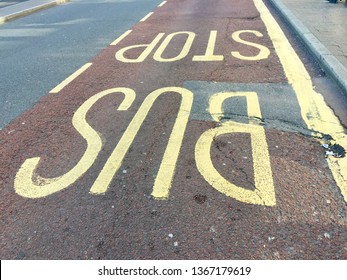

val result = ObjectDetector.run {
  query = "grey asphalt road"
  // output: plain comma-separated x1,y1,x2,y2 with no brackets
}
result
0,0,162,129
0,1,27,9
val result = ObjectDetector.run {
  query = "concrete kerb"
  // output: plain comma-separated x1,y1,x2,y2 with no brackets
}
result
267,0,347,96
0,0,69,24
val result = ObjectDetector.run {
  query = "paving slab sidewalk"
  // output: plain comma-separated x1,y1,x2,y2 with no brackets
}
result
268,0,347,95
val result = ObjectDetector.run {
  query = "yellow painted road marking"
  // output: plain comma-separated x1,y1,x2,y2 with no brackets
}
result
140,12,153,22
192,30,224,62
158,1,167,7
209,91,262,124
15,88,136,198
115,33,165,63
115,30,270,63
231,30,270,61
110,30,132,46
195,92,276,206
90,87,193,198
153,31,196,62
254,0,347,201
49,63,92,94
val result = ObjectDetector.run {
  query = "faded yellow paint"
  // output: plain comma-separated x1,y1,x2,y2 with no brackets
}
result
153,32,196,62
115,33,165,63
254,0,347,201
110,30,132,46
14,88,136,198
192,31,224,62
90,87,193,198
231,30,270,61
195,92,276,206
49,63,92,94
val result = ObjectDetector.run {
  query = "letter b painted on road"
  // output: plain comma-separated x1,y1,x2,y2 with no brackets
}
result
195,92,276,206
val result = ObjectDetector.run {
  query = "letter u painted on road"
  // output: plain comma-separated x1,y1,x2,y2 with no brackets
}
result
195,92,276,206
89,87,193,198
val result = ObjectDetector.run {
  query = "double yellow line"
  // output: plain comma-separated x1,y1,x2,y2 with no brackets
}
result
254,0,347,201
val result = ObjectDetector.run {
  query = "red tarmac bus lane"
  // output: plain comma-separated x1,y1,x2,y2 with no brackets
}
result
0,0,346,259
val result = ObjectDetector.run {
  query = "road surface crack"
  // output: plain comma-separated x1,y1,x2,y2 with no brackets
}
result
213,135,256,190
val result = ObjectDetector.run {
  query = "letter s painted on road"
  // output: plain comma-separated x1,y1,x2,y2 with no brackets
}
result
14,88,136,198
